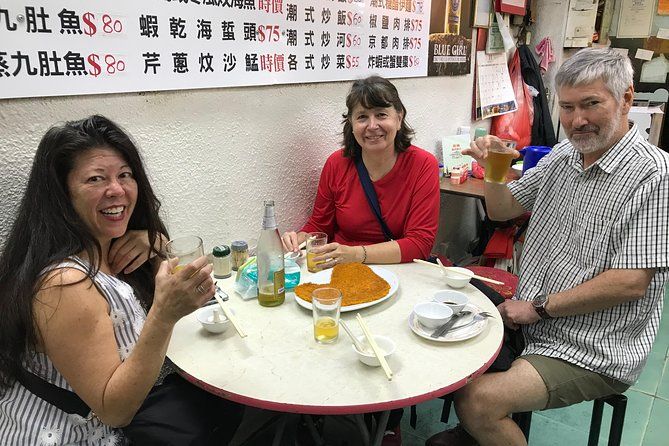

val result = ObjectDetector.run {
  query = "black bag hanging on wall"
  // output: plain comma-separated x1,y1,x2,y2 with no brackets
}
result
518,44,557,148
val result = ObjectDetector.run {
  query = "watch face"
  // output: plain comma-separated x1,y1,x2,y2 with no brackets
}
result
533,294,547,307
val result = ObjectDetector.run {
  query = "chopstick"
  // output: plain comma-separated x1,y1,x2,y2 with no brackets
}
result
412,259,504,286
214,293,247,338
340,320,368,352
355,313,392,381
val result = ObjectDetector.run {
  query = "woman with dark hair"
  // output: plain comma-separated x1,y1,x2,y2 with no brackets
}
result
283,76,440,445
0,115,242,445
283,75,440,268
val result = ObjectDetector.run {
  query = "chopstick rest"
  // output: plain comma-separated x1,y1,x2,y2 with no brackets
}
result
355,313,393,381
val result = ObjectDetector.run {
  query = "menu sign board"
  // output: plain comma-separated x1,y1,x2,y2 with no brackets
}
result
0,0,430,99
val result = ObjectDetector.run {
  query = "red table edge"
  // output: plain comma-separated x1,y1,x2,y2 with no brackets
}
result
172,337,503,415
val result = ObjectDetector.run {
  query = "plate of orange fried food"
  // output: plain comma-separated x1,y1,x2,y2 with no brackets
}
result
293,263,399,312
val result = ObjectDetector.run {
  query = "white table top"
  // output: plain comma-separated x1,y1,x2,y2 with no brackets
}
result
167,262,504,415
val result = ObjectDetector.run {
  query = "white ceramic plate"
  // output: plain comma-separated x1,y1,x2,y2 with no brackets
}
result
293,266,399,312
408,303,488,342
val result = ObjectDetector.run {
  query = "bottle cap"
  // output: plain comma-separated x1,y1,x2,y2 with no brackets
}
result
231,240,248,251
263,200,275,218
262,200,278,229
212,245,231,257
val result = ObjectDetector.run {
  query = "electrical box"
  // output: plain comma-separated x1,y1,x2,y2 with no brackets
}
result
563,0,598,47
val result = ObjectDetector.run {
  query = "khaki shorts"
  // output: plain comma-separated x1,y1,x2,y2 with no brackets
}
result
521,354,630,410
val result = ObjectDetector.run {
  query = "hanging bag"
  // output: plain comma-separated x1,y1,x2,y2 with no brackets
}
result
490,49,535,150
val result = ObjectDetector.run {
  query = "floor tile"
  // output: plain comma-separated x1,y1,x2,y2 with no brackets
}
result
401,398,450,440
591,390,653,446
642,397,669,445
632,346,666,395
403,429,428,446
656,360,669,401
527,412,591,446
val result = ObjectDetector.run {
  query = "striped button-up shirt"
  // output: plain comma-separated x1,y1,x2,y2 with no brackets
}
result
507,126,669,384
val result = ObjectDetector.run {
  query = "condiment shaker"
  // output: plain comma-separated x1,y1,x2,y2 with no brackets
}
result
212,245,232,279
231,240,249,271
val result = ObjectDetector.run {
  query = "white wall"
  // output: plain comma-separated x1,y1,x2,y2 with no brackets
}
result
3,0,581,259
0,75,476,253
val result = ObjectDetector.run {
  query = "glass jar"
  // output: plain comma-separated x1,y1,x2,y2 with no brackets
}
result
231,240,249,271
212,245,232,279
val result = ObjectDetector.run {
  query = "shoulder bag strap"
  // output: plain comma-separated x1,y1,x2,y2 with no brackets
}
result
355,158,395,241
16,368,91,418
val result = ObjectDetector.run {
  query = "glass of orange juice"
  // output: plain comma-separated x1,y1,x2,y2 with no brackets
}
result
312,287,342,344
306,232,328,273
484,139,517,184
166,235,204,273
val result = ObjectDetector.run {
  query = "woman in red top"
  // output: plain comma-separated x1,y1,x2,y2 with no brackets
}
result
282,75,440,267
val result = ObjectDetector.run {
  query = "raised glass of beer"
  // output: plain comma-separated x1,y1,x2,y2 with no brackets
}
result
166,235,204,273
484,139,517,184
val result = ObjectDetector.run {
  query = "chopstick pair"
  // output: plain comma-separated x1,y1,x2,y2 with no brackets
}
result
213,289,247,338
412,259,504,286
355,313,393,381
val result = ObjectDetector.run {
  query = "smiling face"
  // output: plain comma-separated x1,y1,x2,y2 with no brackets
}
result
350,103,402,156
558,80,632,157
67,147,137,246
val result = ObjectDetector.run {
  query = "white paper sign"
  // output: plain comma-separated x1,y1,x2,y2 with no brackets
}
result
616,0,654,38
657,28,669,40
635,48,655,61
476,51,517,120
0,0,430,99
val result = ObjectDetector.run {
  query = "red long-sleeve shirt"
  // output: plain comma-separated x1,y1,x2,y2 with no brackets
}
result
300,146,440,262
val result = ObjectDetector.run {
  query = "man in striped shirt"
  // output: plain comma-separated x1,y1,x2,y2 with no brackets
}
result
427,47,669,446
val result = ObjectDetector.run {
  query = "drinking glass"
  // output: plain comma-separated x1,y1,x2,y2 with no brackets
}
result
312,287,342,344
166,235,204,273
306,232,328,273
484,139,517,184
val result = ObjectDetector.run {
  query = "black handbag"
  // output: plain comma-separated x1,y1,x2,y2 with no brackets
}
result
17,370,243,445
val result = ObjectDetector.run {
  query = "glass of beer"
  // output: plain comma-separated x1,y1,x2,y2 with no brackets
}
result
484,139,517,184
312,287,342,344
306,232,328,273
166,235,204,273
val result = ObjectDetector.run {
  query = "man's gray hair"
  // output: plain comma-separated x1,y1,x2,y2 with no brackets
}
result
555,47,634,99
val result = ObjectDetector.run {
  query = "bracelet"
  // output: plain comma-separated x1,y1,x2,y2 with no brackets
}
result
361,245,367,264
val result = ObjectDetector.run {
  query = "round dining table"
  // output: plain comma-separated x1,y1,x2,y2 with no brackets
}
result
167,261,504,445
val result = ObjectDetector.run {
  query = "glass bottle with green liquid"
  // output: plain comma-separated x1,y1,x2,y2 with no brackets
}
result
256,200,285,307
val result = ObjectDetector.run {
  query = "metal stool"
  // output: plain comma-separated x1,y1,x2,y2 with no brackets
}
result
431,394,626,445
519,394,628,445
587,394,628,446
514,395,628,445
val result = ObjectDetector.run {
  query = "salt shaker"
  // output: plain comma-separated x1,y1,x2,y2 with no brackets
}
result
212,245,232,279
231,240,249,271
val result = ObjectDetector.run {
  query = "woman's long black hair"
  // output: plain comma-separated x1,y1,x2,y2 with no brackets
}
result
0,115,168,391
341,75,415,159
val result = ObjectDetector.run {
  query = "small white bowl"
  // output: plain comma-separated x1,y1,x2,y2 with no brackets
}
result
413,302,453,330
352,335,396,367
441,267,474,289
196,306,231,334
433,290,469,315
512,163,524,176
